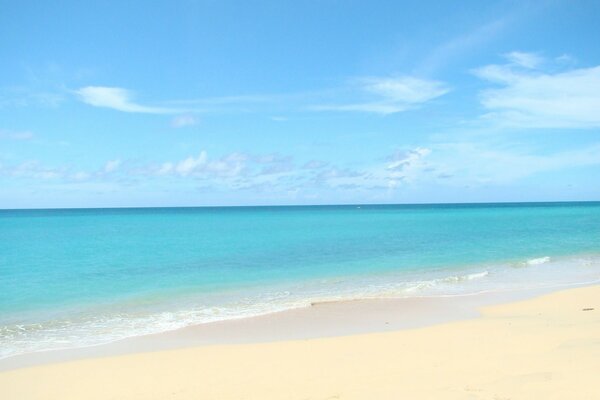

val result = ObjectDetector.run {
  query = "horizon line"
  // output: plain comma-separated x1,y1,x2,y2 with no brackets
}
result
1,199,599,212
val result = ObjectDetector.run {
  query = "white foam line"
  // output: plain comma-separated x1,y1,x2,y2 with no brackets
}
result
3,254,600,361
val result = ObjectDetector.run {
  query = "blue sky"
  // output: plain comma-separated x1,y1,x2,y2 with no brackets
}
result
1,0,600,208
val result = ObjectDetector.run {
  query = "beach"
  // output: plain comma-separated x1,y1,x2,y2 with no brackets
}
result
3,0,600,397
2,284,599,399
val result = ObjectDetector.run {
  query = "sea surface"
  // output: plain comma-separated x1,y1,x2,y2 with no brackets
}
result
1,202,600,358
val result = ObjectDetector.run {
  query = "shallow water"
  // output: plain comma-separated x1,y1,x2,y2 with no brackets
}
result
1,202,600,358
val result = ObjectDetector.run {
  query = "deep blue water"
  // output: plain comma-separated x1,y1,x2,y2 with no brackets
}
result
1,202,600,357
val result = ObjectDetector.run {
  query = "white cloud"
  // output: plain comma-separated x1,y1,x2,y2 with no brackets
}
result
74,78,449,117
158,151,248,179
5,141,599,199
383,147,432,188
293,147,435,191
387,147,431,171
474,54,600,128
175,152,208,176
171,114,198,128
314,77,450,115
351,141,600,190
76,86,182,114
152,151,307,192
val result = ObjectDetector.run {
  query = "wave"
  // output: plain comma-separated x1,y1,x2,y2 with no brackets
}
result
2,253,600,361
513,256,551,268
0,268,493,360
388,270,490,294
525,256,551,266
444,270,489,282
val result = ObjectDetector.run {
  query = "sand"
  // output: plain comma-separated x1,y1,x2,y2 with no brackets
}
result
1,285,599,399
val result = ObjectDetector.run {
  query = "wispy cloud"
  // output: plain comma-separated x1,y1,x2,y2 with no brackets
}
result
166,94,280,107
171,114,198,128
0,157,125,182
103,159,121,173
156,151,296,184
313,77,450,115
75,86,184,114
426,142,600,184
474,53,600,128
386,147,432,187
0,160,65,180
0,129,34,141
418,17,509,75
4,141,600,199
73,76,449,117
0,88,64,109
326,141,600,191
504,51,543,69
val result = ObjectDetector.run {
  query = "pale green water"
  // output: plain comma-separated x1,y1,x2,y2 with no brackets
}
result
1,202,600,358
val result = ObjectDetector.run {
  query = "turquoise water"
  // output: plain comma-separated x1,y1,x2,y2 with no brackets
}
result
1,202,600,358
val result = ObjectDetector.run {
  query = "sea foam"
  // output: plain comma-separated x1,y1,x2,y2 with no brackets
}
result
524,256,551,266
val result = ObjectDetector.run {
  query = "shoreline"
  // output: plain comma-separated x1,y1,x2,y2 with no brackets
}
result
0,280,592,372
1,283,598,399
3,220,600,366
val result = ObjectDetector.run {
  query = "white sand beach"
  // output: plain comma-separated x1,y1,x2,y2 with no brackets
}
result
1,284,599,399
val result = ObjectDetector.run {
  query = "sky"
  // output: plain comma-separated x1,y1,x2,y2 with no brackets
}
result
1,0,600,208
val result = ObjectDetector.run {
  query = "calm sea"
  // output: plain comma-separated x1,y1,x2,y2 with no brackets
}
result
1,202,600,358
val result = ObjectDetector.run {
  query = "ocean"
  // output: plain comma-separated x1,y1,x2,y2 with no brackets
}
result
1,202,600,358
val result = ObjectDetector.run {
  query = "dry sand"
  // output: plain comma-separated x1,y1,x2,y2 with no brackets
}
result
1,285,599,399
